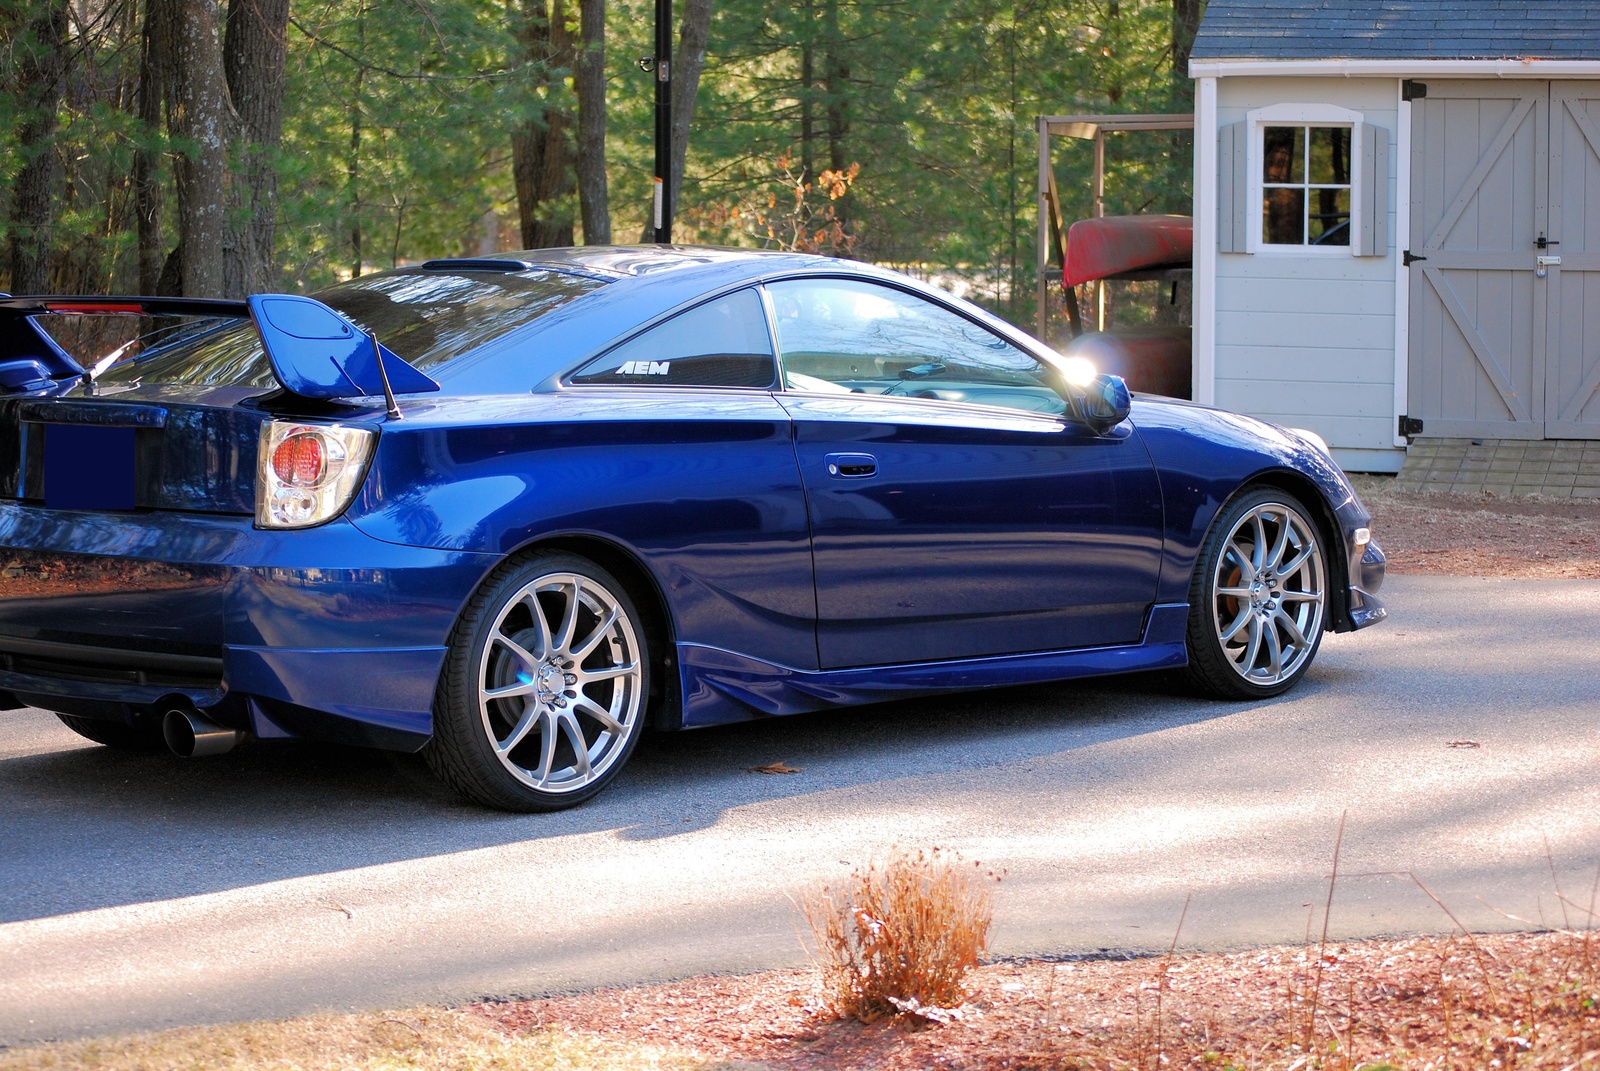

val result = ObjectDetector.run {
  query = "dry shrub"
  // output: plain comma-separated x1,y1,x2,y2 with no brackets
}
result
803,847,1001,1025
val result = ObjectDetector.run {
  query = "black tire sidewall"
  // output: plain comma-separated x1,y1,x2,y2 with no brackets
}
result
425,551,651,812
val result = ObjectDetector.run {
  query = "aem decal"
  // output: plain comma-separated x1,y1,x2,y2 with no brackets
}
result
616,360,670,375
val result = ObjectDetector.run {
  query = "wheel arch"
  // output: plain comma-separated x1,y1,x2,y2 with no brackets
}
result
1232,469,1351,633
495,533,683,731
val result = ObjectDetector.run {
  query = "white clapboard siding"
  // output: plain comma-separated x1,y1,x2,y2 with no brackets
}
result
1221,344,1395,384
1212,76,1401,468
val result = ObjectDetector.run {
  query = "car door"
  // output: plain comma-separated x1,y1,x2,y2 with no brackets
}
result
766,276,1164,669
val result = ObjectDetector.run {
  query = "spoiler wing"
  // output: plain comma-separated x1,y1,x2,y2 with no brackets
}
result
0,294,440,400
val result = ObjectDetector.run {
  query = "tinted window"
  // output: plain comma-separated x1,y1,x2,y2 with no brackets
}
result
93,268,607,388
766,278,1065,415
571,288,777,388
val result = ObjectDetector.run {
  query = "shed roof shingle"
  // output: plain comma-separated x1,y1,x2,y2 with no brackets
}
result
1191,0,1600,62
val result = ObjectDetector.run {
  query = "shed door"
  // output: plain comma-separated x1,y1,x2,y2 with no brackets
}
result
1409,80,1600,440
1408,81,1548,439
1547,83,1600,438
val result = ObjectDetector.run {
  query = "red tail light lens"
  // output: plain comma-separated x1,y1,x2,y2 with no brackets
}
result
257,421,375,529
271,433,326,486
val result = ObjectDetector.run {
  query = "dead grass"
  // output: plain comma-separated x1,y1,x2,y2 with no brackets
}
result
473,929,1600,1071
7,912,1596,1070
1349,473,1600,579
0,1007,755,1071
801,848,1001,1025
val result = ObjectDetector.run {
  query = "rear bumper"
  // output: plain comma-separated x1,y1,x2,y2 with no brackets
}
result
0,502,494,748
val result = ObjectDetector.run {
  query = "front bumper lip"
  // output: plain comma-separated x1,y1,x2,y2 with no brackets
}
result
1345,537,1388,630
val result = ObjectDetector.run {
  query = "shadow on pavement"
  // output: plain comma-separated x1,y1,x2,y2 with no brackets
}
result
0,670,1242,923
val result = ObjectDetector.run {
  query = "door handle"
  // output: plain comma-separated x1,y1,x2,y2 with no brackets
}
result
824,452,877,479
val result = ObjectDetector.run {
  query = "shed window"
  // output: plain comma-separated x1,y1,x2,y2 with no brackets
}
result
1262,125,1351,246
1217,105,1388,258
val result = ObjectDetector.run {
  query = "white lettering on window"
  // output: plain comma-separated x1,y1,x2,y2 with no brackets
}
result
616,360,670,375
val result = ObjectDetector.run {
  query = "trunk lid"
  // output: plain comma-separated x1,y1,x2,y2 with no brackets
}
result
0,389,271,514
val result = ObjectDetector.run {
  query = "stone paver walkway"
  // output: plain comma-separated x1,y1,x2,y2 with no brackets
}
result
1392,438,1600,497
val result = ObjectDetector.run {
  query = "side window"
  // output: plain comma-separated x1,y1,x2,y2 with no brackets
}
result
571,288,777,388
766,277,1065,415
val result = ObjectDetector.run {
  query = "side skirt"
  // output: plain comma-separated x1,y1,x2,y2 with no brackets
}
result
678,603,1191,729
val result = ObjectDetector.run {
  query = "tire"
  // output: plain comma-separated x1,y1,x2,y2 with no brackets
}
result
55,712,166,752
1181,487,1329,700
424,552,651,812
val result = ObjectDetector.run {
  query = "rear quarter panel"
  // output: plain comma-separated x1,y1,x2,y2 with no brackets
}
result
343,390,819,670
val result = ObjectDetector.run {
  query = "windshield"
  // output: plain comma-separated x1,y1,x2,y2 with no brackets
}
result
92,267,607,389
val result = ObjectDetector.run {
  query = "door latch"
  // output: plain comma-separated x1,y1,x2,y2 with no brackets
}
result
1537,255,1561,278
824,452,878,479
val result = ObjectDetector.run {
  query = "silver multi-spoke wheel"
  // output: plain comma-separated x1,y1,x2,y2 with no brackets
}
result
1184,488,1328,699
426,553,651,811
478,572,643,794
1210,503,1325,686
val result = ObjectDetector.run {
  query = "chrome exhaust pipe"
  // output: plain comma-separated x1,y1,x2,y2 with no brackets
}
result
162,708,243,758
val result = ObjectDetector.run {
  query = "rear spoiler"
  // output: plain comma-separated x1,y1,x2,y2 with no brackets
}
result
0,294,440,400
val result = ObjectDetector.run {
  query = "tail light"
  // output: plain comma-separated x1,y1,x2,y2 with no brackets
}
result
256,421,376,529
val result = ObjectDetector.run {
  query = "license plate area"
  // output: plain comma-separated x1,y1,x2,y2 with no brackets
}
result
44,424,137,510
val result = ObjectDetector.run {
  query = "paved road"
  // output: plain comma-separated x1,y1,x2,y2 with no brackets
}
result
3,574,1599,1046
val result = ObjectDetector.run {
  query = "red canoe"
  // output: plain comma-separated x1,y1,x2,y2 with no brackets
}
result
1062,214,1192,287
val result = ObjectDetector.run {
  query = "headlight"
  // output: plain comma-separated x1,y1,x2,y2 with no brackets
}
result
256,421,376,529
1287,426,1332,456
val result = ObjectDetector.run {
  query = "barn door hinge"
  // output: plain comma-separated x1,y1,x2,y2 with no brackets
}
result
1398,415,1424,438
1403,249,1427,267
1402,80,1428,102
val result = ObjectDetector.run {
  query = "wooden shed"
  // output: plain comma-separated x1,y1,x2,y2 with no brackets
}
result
1190,0,1600,473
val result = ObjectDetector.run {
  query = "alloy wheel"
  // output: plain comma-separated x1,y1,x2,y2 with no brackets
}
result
1208,502,1326,687
476,571,644,794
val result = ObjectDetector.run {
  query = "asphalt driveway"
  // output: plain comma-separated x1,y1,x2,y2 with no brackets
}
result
2,574,1598,1045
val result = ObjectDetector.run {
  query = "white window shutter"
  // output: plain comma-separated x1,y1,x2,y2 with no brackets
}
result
1357,122,1390,257
1217,122,1248,253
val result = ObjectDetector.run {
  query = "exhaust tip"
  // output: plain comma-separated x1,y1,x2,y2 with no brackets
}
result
162,708,243,758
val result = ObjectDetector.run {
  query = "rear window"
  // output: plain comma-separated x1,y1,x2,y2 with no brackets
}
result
91,268,607,389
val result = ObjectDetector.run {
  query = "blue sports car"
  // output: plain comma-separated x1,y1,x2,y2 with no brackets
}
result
0,247,1386,811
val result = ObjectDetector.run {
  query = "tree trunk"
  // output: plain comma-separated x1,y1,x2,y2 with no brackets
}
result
6,0,70,295
512,0,576,249
510,0,547,248
574,0,610,244
821,0,848,222
348,73,363,277
667,0,713,222
1171,0,1204,100
223,0,289,296
135,0,167,297
166,0,233,298
800,31,814,182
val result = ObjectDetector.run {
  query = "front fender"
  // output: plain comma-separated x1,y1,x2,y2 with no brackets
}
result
1130,398,1364,609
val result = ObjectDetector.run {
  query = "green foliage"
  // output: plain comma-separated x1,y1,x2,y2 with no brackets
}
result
0,0,1196,323
656,0,1196,324
278,0,530,289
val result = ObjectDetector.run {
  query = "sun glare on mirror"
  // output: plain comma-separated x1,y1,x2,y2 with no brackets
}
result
1057,355,1098,387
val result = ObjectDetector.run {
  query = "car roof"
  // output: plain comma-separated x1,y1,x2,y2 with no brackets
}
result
340,246,1056,399
385,247,914,394
448,245,848,282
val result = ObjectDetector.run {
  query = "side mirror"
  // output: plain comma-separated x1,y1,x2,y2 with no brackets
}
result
1070,373,1131,434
